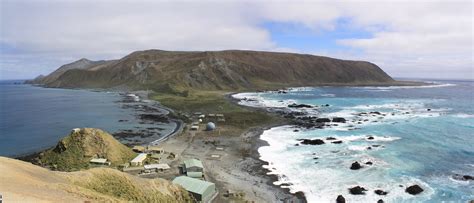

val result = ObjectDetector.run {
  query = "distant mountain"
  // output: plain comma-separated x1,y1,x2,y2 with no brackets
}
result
36,128,136,171
29,49,397,92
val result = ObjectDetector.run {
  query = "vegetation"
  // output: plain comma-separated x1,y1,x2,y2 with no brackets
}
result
69,168,193,202
39,128,136,171
153,90,280,135
0,157,192,202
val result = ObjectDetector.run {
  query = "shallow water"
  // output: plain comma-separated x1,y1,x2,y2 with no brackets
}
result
0,81,175,157
234,80,474,202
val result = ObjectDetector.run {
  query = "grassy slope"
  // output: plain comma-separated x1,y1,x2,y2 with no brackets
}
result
39,128,136,171
0,157,192,202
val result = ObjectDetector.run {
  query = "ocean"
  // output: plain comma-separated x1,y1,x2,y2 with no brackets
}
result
234,79,474,202
0,81,176,157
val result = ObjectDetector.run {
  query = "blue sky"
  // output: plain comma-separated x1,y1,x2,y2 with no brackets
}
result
0,0,472,80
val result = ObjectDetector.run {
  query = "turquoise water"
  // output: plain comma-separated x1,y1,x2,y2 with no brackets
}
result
0,81,175,157
234,80,473,202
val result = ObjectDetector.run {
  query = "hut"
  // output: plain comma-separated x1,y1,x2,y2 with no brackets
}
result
172,176,217,203
206,122,216,131
132,146,146,153
183,158,204,178
130,153,147,166
122,166,144,175
144,164,170,172
147,146,164,154
191,125,199,131
89,158,111,166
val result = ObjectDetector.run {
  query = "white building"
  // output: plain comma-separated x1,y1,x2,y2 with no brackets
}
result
130,153,147,166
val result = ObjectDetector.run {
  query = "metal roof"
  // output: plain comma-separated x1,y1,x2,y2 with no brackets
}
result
184,159,203,169
144,164,170,170
131,153,147,163
173,176,214,195
90,158,107,163
186,171,203,178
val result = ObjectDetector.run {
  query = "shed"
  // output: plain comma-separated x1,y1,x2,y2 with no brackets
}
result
184,159,204,173
147,146,164,154
90,158,110,165
187,171,203,178
132,146,146,153
191,125,199,131
144,163,170,172
172,176,216,203
122,166,144,175
130,153,147,166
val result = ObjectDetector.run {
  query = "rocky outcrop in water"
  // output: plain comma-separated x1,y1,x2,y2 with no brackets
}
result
405,185,424,195
349,186,367,195
350,161,362,170
298,139,325,145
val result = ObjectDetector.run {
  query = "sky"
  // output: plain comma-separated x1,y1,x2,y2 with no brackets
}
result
0,0,473,80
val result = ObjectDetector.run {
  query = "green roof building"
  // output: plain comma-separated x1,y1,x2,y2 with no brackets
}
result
173,176,216,203
184,158,204,174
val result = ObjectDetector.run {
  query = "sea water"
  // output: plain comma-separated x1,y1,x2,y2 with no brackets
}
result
0,81,175,157
234,80,473,202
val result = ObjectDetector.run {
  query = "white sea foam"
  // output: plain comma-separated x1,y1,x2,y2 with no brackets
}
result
259,126,433,203
358,83,456,91
452,113,474,118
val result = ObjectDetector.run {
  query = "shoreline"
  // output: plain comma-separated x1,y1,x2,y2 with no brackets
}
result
224,92,308,202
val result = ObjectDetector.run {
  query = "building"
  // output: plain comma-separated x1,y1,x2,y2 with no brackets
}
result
132,146,146,153
89,158,111,166
191,125,199,131
147,146,164,154
144,163,170,172
122,166,144,175
130,153,147,166
184,159,204,178
172,176,217,203
206,122,216,131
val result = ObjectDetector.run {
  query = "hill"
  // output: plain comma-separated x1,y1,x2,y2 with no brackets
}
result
29,49,396,92
0,157,192,202
36,128,136,171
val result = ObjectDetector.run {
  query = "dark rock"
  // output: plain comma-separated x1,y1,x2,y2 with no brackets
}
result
377,199,384,203
316,118,331,123
298,139,325,145
370,111,382,115
326,137,337,140
427,108,431,111
367,147,372,150
350,161,362,170
374,189,388,195
453,174,474,181
349,186,367,195
288,103,313,108
293,129,300,132
405,185,424,195
313,157,319,160
365,161,373,165
367,136,375,140
336,195,346,203
372,144,381,147
294,144,299,146
332,117,346,123
332,141,343,144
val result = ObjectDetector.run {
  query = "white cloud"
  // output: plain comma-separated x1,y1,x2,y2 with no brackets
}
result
0,0,472,80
